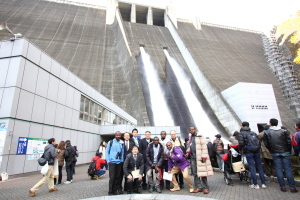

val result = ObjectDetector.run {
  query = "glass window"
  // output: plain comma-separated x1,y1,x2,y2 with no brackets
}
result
80,96,85,112
90,102,95,122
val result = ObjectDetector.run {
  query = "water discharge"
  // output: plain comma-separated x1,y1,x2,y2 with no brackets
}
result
164,49,219,137
140,47,174,126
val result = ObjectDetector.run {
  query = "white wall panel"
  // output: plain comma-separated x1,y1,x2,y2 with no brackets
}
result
44,100,57,125
24,156,39,173
35,68,50,98
76,132,84,156
0,155,8,173
57,81,67,105
31,95,46,123
70,130,78,148
7,155,25,174
5,57,26,88
59,67,69,82
52,127,63,143
11,39,29,57
29,123,43,139
67,72,76,86
0,40,14,58
65,85,75,108
15,90,34,120
42,125,54,139
26,43,41,65
73,90,81,111
47,76,59,102
1,119,15,155
21,60,38,93
0,88,3,107
11,120,30,153
39,52,51,72
50,60,61,77
63,107,72,128
62,129,71,141
54,104,65,127
0,88,20,118
71,109,79,130
74,78,82,93
0,58,10,87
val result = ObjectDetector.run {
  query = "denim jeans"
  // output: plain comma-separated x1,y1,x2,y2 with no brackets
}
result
272,152,296,189
96,169,106,177
245,153,265,185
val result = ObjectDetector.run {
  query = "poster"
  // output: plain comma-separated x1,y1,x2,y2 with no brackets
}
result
16,137,48,160
0,122,7,169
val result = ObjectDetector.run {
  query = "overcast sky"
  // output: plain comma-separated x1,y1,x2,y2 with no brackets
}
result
71,0,299,33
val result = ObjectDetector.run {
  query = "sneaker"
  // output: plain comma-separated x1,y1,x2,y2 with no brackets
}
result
49,188,58,192
29,190,36,197
64,181,71,184
249,184,260,189
262,184,267,189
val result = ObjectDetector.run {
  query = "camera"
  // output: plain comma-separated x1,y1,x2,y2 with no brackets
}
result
116,152,122,159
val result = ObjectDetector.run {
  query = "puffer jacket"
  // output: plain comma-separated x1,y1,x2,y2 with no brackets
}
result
237,127,260,153
213,138,224,154
56,149,65,166
195,134,214,177
167,146,190,171
264,126,291,154
44,144,58,165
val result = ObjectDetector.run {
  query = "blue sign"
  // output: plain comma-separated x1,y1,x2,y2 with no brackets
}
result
16,137,28,155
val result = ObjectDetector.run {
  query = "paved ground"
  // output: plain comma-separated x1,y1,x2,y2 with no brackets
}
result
0,164,299,200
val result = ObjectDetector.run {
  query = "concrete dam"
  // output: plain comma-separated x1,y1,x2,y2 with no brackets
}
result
0,0,297,138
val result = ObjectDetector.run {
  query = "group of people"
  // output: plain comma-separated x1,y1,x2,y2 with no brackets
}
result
29,140,78,197
28,117,300,197
104,127,213,195
234,118,299,192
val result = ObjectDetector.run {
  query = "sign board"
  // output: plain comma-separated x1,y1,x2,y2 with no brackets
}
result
0,122,7,169
16,137,48,160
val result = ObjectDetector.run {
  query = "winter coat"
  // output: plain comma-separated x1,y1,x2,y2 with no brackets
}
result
167,146,190,171
264,126,291,154
146,142,164,172
237,127,260,153
213,138,224,154
65,145,76,163
258,131,272,159
91,156,106,170
44,144,58,165
193,134,213,177
106,138,124,164
56,149,65,167
293,130,300,156
123,153,144,177
207,142,216,157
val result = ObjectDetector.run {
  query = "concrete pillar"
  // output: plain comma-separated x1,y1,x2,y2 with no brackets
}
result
166,6,177,28
193,17,202,30
147,7,153,25
131,4,136,23
106,0,118,25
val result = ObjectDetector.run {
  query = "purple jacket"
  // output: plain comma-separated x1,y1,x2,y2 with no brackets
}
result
167,146,190,171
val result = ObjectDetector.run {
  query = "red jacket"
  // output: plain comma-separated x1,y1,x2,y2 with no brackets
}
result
91,156,106,169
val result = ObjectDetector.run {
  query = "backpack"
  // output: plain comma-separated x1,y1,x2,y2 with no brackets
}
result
245,132,260,152
87,158,99,177
292,131,299,146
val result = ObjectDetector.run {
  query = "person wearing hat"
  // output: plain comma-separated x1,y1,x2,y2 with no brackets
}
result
64,140,76,184
213,134,225,170
229,131,239,145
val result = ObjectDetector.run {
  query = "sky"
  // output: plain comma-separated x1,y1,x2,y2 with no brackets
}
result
70,0,299,33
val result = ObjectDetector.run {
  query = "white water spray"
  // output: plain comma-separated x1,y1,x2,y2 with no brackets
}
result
164,49,219,136
140,47,174,126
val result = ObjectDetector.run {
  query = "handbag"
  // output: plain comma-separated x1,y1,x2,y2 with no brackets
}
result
41,163,49,175
232,161,246,172
38,152,47,166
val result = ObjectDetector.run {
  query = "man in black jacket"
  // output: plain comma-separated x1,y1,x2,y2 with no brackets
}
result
264,118,298,193
146,137,164,193
139,131,153,190
29,138,59,197
121,132,135,192
237,121,266,189
123,146,144,194
64,140,76,184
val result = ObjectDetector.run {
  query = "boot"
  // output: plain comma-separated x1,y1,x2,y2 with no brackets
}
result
156,187,162,193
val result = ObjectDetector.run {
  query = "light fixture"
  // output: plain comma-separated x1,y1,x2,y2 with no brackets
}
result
0,22,22,41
